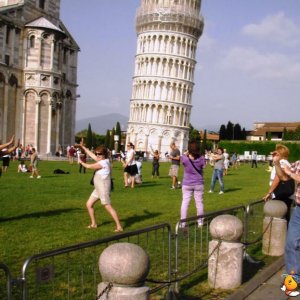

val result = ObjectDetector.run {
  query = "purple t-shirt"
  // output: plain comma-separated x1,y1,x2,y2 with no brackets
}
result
181,155,205,186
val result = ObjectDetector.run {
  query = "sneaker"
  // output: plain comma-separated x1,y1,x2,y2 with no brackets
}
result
208,190,213,193
170,186,176,190
37,176,41,179
30,176,33,178
219,191,224,194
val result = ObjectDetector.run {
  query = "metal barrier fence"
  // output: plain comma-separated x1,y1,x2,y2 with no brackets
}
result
0,263,12,300
17,223,171,300
173,204,247,293
1,200,268,299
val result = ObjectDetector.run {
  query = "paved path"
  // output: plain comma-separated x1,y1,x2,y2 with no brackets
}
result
226,256,289,300
244,267,289,300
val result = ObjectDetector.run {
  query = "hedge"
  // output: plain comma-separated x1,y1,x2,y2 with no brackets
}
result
218,141,300,161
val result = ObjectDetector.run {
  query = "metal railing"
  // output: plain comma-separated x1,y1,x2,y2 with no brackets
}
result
0,200,269,299
173,204,247,293
0,263,12,300
19,223,171,300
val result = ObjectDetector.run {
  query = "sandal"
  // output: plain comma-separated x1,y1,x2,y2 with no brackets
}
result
87,224,97,229
114,228,123,232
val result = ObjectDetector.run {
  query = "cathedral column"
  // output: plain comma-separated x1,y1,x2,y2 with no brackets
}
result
56,102,62,152
47,98,53,154
50,37,55,70
35,97,41,148
21,94,26,146
2,82,9,140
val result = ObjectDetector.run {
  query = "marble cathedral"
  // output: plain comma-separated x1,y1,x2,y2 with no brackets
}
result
126,0,204,155
0,0,79,155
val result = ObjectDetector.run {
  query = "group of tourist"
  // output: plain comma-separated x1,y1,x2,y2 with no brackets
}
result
2,135,300,277
0,135,41,179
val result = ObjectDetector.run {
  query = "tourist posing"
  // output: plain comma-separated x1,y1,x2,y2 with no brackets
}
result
123,142,138,188
272,152,300,275
180,141,205,227
78,144,123,232
168,142,181,189
209,147,225,194
30,148,41,179
150,146,160,178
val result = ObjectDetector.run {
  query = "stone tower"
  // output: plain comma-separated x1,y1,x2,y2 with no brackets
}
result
126,0,204,156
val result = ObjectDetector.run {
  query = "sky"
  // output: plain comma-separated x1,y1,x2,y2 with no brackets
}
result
60,0,300,131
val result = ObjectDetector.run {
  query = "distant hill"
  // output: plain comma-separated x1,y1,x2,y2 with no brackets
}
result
76,113,128,134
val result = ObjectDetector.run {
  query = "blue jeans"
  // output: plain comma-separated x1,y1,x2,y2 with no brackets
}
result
285,205,300,275
210,169,224,192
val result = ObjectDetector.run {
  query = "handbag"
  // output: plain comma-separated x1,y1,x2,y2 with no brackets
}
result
273,179,295,199
110,178,114,192
90,170,96,186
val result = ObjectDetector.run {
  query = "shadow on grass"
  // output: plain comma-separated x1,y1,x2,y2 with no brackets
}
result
224,188,242,192
0,208,82,222
120,209,162,228
137,181,164,188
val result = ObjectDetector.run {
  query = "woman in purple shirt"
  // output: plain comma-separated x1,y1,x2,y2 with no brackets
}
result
180,141,205,227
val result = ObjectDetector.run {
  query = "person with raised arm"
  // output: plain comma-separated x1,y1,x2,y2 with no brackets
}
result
78,143,123,232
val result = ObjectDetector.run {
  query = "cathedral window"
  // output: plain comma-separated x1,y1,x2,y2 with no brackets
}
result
6,27,10,45
39,0,46,10
63,48,68,64
29,36,35,48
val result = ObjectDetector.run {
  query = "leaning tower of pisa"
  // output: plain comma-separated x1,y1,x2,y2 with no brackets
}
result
126,0,204,156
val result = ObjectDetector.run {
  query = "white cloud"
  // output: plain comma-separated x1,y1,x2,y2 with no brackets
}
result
242,12,300,47
221,47,300,81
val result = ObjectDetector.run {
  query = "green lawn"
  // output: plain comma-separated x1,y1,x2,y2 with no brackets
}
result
0,159,270,276
0,161,269,267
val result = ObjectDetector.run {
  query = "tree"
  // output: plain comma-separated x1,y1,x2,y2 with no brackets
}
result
86,123,93,148
109,128,115,150
226,121,234,140
188,124,201,146
115,122,121,151
105,130,110,148
242,128,247,140
219,124,227,140
233,123,242,140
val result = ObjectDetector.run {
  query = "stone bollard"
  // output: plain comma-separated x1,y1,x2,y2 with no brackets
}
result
262,200,287,256
208,214,244,289
97,242,150,300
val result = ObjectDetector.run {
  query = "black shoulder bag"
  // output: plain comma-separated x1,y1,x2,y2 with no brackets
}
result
188,158,202,175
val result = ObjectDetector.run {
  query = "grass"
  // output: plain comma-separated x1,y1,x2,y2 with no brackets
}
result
0,158,271,297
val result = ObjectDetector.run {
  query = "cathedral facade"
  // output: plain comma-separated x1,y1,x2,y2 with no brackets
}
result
0,0,79,155
126,0,204,155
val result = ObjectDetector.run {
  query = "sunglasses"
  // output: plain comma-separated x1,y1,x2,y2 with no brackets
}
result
95,152,103,156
